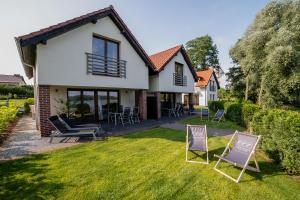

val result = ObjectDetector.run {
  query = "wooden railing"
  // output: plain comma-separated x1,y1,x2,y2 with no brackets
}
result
173,73,187,86
86,53,126,78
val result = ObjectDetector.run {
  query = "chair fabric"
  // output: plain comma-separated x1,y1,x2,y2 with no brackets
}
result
213,109,225,121
188,126,207,151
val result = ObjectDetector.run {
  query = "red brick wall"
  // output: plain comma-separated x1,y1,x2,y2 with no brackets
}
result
155,92,161,119
136,90,147,120
38,85,53,136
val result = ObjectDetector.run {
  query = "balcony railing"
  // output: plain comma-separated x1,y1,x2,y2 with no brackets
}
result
86,53,126,78
173,73,187,86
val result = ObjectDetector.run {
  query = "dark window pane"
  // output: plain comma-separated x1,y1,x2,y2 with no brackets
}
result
68,91,81,118
92,37,105,56
82,91,95,119
107,41,118,59
98,91,108,120
109,91,118,112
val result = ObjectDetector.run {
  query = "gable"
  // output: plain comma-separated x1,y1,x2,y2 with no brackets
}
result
15,6,155,79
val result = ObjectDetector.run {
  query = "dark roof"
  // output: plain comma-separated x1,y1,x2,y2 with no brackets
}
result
149,45,197,81
15,5,155,78
196,68,220,89
0,74,25,84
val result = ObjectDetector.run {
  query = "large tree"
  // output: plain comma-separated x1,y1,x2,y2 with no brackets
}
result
229,0,300,107
185,35,222,74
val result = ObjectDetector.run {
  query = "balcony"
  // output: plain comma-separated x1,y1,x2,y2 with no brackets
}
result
86,53,126,78
173,73,187,86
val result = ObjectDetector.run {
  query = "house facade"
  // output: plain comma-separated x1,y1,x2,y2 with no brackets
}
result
15,6,197,136
184,68,220,106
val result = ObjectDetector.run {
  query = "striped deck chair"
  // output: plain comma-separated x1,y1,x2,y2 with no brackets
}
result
186,125,209,164
212,109,225,122
214,131,261,183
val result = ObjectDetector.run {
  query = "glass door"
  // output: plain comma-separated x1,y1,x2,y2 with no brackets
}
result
98,91,108,120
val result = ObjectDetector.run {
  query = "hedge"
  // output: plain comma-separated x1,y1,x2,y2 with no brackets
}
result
0,106,18,133
24,98,34,113
251,109,300,174
208,100,224,112
0,85,33,98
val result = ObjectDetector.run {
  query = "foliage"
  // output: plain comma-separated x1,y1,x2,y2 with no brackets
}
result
217,88,234,101
242,103,261,128
0,106,17,133
225,66,246,100
23,102,30,113
224,102,243,125
229,0,300,107
185,35,222,74
0,85,33,98
1,128,299,199
251,109,300,174
208,100,224,112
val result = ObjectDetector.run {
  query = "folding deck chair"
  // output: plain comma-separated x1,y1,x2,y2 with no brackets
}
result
200,108,209,120
48,116,97,143
212,109,225,122
214,131,261,183
186,125,209,164
59,114,103,136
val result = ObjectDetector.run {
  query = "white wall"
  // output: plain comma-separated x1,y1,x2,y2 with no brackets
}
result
194,74,219,106
149,51,195,93
36,16,148,90
120,89,135,108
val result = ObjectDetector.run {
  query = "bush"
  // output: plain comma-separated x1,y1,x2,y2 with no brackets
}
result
26,98,34,105
251,109,300,174
208,101,224,112
242,103,261,128
24,102,30,113
0,85,33,98
0,106,18,133
224,102,243,125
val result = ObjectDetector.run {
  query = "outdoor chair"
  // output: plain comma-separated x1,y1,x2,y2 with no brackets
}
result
59,114,103,136
188,104,200,115
131,106,140,123
214,131,261,183
120,107,132,126
176,104,184,117
212,109,225,122
200,107,209,120
48,116,97,143
186,125,209,164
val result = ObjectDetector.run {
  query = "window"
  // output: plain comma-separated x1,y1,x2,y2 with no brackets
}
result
175,62,183,76
92,35,119,76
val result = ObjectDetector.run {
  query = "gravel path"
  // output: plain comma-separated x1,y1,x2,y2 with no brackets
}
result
0,116,80,161
160,122,234,136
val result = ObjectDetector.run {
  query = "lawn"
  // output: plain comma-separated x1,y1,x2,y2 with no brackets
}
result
180,115,245,131
0,128,299,200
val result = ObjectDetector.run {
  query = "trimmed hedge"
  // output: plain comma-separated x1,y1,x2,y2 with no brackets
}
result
242,103,261,128
251,109,300,174
0,106,18,133
208,101,224,112
224,102,243,125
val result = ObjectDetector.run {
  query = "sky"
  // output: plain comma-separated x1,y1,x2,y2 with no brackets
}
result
0,0,270,86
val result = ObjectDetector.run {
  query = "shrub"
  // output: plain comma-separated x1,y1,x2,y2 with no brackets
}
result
242,103,261,128
26,98,34,105
24,102,30,113
251,109,300,174
0,106,18,133
208,101,224,112
224,102,243,125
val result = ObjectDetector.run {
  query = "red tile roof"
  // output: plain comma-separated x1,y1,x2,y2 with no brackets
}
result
0,74,25,84
196,69,214,87
149,45,182,71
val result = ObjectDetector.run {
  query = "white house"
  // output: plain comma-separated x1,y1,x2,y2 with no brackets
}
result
15,6,197,136
183,68,220,106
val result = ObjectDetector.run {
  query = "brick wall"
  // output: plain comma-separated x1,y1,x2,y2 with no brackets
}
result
38,85,53,136
136,90,147,120
155,92,161,119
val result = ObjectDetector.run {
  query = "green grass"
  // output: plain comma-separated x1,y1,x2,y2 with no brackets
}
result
180,115,245,131
0,128,299,200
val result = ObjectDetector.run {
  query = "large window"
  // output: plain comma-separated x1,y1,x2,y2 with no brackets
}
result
175,62,183,76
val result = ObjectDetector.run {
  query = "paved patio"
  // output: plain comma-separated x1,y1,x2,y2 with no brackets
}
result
0,114,232,161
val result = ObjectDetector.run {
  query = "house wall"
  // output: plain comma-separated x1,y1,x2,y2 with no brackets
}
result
149,52,195,93
194,74,219,106
36,16,148,90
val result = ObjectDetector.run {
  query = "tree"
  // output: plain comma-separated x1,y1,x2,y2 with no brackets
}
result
229,0,300,108
225,65,246,100
185,35,222,75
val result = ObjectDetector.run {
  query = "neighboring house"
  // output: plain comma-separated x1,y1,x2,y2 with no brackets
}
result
183,68,220,106
15,6,197,136
148,45,197,119
0,74,26,85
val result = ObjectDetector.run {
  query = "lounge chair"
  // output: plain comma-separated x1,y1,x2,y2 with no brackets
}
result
214,131,261,183
186,125,209,164
131,107,140,123
120,107,132,126
59,114,103,136
48,116,97,143
212,109,225,122
200,108,209,120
